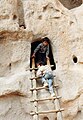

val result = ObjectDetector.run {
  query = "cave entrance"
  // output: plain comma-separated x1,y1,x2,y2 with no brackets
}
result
30,38,56,70
73,55,78,63
43,116,49,120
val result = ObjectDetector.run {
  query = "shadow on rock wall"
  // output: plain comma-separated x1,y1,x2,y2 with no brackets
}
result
59,0,82,9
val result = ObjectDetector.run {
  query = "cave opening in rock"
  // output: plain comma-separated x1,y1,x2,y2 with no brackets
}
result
43,116,49,120
13,15,17,20
9,63,11,70
30,38,56,70
73,55,78,63
58,0,82,9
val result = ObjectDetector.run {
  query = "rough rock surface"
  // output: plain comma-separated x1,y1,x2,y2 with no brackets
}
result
0,0,83,120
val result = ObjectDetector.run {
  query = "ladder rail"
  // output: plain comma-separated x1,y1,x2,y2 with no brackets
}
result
54,80,63,120
47,59,63,120
31,58,39,120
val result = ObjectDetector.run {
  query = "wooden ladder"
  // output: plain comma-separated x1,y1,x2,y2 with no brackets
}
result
30,58,64,120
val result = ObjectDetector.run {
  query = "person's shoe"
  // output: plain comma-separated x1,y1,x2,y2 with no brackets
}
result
51,93,56,97
43,82,48,87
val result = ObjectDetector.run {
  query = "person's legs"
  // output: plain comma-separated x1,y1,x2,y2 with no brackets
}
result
41,77,46,83
47,79,54,94
44,73,55,96
44,73,54,80
41,77,48,87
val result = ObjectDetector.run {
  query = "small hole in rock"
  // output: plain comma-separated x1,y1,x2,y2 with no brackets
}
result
19,25,26,29
9,63,11,70
43,116,49,120
73,55,78,63
13,15,17,20
55,9,60,12
43,5,48,12
70,21,74,25
38,15,42,20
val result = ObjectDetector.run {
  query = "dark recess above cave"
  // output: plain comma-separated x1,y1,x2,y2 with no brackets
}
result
59,0,82,9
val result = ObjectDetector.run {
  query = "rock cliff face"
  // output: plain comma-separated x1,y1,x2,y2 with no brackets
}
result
0,0,83,120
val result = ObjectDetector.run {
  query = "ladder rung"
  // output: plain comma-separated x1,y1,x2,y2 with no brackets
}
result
30,84,59,91
30,76,41,80
29,68,38,70
30,108,64,115
31,96,61,102
30,75,56,80
79,62,83,64
29,65,54,70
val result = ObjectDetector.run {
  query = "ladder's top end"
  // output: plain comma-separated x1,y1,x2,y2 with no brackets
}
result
29,67,38,71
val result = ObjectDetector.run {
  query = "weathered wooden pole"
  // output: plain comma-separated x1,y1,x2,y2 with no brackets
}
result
32,58,39,120
54,88,63,120
47,59,63,120
47,58,50,65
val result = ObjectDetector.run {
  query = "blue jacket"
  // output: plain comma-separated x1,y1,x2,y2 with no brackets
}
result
34,43,49,57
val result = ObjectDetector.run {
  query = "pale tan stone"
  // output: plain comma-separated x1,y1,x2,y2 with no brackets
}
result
0,0,83,120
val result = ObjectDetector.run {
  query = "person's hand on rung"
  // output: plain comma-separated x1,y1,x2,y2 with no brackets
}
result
32,53,35,58
46,56,49,59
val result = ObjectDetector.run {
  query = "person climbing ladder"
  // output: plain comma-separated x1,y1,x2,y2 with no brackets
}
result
36,61,55,97
32,37,50,65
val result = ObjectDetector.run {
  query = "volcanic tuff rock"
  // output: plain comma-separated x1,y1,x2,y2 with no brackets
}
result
0,0,83,120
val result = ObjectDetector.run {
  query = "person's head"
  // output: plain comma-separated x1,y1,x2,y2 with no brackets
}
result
42,37,49,46
36,61,44,68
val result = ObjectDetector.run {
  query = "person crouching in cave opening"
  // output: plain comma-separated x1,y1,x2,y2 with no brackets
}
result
32,37,50,65
36,61,55,97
